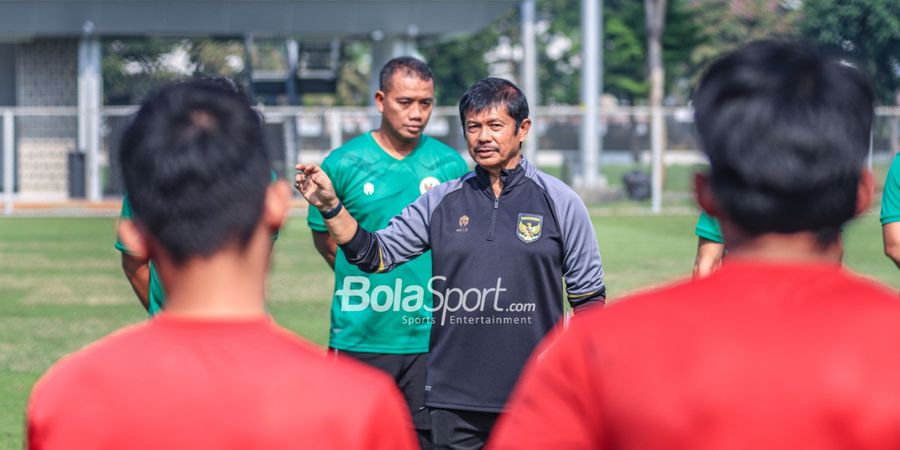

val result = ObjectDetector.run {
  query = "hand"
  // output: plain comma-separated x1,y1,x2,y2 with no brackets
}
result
295,163,339,211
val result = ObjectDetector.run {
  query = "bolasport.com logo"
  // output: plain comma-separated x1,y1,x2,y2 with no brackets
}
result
335,276,535,326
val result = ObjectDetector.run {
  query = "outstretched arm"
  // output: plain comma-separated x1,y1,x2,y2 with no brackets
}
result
295,163,358,245
883,222,900,269
296,163,435,274
693,237,726,279
117,217,151,311
121,252,151,311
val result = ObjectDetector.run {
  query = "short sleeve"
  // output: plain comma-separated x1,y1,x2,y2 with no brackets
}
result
695,211,725,243
114,195,133,253
881,155,900,225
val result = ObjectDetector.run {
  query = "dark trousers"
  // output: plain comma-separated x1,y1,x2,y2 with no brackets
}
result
430,407,500,450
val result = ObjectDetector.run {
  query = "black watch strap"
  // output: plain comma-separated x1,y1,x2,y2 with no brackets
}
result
321,201,343,220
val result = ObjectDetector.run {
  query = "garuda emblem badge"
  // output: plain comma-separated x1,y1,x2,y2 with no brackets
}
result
516,213,543,244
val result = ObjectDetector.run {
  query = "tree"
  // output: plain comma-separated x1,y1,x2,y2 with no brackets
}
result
421,0,706,107
690,0,801,79
102,38,184,105
418,10,518,106
800,0,900,105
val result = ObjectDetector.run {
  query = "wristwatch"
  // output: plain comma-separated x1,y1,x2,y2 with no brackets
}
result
321,201,343,220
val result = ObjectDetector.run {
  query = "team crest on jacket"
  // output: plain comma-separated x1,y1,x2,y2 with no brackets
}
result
456,214,470,232
516,214,543,243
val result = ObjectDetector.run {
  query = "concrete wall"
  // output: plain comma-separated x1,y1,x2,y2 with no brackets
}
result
16,38,78,199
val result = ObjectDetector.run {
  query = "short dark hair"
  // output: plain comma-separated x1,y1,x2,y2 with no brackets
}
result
119,79,271,265
459,77,529,130
379,56,434,93
692,39,874,245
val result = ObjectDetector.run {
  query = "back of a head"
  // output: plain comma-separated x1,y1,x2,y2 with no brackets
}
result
458,77,529,129
119,79,270,265
692,39,874,244
379,56,434,93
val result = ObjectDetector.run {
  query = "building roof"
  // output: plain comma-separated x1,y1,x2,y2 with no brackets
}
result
0,0,518,38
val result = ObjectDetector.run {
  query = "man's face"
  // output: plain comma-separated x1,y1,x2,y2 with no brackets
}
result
464,106,531,172
375,73,434,143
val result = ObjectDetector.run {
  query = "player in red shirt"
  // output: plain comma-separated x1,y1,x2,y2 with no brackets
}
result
26,79,416,450
490,40,900,450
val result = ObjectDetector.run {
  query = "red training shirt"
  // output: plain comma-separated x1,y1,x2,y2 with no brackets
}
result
28,314,417,450
491,261,900,450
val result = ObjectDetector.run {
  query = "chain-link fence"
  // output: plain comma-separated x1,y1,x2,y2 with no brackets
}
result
2,106,899,214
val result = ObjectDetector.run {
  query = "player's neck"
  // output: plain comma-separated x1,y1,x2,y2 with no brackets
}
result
723,230,844,266
155,231,271,319
372,129,419,159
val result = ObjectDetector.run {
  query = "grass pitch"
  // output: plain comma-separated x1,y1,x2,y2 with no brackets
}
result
1,212,896,447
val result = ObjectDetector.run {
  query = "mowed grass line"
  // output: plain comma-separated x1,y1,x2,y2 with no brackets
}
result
1,213,896,447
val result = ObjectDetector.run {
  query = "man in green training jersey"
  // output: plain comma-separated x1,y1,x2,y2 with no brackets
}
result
304,57,468,448
882,152,900,268
116,195,167,315
693,211,726,278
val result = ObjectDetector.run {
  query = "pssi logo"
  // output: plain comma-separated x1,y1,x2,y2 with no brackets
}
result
419,176,440,194
516,213,543,243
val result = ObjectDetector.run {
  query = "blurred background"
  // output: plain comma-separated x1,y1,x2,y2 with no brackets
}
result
1,2,898,446
0,0,897,215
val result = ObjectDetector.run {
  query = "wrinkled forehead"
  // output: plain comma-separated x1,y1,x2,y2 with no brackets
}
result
464,104,514,123
384,72,434,96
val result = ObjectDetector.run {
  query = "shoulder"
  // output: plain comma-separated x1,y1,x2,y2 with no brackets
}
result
525,163,578,198
523,163,588,215
322,134,375,168
888,154,900,184
420,135,456,153
420,136,467,164
29,323,152,410
267,325,401,401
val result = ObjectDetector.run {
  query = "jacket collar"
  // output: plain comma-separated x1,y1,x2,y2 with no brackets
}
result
474,158,530,192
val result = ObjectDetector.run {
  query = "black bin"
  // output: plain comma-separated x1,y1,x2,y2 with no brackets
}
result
622,170,651,200
68,151,85,199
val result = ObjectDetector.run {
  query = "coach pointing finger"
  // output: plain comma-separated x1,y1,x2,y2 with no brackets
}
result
297,77,606,450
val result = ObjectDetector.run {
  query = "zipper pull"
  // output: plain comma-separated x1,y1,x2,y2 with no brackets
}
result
494,198,499,209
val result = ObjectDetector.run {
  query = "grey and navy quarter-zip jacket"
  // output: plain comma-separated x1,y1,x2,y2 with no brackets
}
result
340,158,605,412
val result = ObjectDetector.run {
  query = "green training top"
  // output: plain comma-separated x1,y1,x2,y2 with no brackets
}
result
695,210,725,244
881,154,900,225
115,171,279,317
115,195,167,316
308,132,469,354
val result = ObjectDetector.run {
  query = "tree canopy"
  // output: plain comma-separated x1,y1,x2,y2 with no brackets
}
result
801,0,900,104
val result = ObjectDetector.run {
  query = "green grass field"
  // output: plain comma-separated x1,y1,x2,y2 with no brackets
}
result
1,212,897,447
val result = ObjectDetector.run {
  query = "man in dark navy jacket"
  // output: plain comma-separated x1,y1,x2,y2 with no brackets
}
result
296,77,606,449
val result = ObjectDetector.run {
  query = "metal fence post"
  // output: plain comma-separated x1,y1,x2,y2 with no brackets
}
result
3,109,13,216
283,113,296,181
521,0,538,163
329,109,342,151
650,106,664,213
